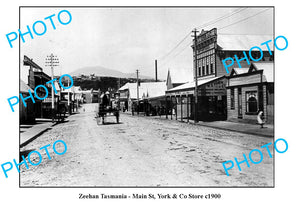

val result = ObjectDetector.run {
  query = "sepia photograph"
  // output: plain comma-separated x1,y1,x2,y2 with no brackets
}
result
18,7,274,187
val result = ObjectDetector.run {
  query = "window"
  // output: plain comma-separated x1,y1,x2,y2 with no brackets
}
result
202,66,205,76
230,88,235,109
246,91,258,113
206,64,209,75
210,63,214,74
198,67,201,76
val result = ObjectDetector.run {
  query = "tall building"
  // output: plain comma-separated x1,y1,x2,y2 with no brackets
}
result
166,28,273,121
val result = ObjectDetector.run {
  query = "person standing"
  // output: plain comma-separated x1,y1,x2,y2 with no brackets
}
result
257,110,265,128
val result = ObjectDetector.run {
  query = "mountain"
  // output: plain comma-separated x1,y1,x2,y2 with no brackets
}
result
69,66,153,79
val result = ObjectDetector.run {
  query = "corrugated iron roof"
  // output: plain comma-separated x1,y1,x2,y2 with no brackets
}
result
119,82,167,99
218,34,274,51
118,82,130,91
167,76,223,92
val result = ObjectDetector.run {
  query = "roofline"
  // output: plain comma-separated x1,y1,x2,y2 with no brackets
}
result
166,76,225,93
228,69,263,79
23,55,43,70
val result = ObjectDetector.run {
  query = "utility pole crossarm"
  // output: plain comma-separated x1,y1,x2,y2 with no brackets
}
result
45,53,59,122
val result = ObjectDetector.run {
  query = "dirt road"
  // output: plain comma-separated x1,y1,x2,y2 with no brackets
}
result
20,103,273,187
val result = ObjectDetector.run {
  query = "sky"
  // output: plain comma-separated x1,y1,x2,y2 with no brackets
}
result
20,7,273,83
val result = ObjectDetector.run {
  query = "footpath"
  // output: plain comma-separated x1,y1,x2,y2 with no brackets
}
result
20,118,59,147
123,112,274,138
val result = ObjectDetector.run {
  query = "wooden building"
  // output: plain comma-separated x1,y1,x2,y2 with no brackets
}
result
227,62,274,124
20,80,35,124
23,55,59,118
166,28,274,121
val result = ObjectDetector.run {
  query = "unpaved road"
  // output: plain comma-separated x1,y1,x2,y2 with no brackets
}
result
20,103,273,187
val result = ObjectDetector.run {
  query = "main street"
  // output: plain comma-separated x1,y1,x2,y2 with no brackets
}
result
20,103,273,187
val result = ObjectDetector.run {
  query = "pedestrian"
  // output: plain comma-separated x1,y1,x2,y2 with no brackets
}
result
257,110,265,128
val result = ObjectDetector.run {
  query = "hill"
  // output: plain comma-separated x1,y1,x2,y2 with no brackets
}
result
70,66,152,79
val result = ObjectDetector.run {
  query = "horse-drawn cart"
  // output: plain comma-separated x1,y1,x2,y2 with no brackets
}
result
96,92,120,125
97,106,120,125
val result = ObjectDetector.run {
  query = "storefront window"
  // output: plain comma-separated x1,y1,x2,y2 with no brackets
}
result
246,91,258,113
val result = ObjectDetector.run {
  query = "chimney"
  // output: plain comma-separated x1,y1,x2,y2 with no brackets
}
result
155,59,158,82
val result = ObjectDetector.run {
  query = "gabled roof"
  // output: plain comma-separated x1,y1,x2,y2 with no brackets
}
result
167,76,224,92
217,34,274,51
229,62,274,83
230,67,249,76
119,82,167,99
20,80,34,93
118,82,130,91
23,55,43,71
251,62,274,82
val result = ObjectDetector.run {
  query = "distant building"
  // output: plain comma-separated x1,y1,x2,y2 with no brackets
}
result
227,62,274,124
118,71,183,115
118,81,167,112
82,89,93,103
166,28,274,121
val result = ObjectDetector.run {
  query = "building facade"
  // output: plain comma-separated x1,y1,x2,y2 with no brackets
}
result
166,28,274,122
227,62,274,124
23,55,60,119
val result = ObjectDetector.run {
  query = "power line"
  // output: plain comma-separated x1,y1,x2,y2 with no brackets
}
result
159,9,248,68
158,32,191,61
158,8,248,63
159,41,192,68
219,8,271,30
196,7,248,29
219,33,273,35
156,8,271,71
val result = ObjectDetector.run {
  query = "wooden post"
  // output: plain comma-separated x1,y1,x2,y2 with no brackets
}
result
187,95,189,123
165,96,168,119
175,96,177,120
192,29,199,123
181,95,183,122
170,96,173,120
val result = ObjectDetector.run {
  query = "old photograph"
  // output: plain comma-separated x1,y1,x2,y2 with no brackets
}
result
19,7,274,187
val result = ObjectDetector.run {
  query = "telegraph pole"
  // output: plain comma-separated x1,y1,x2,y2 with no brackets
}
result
192,28,199,123
45,54,59,122
67,77,70,115
136,69,139,115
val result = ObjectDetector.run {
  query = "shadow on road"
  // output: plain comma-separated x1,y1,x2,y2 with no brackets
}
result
19,149,35,162
98,122,123,125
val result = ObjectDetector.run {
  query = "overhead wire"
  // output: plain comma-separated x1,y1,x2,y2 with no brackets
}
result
159,8,272,70
219,8,271,31
158,7,248,63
